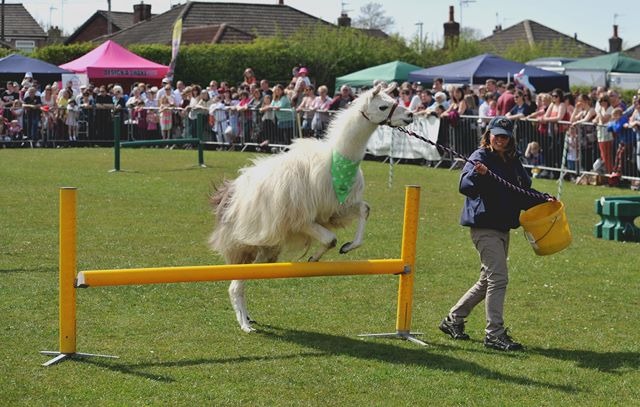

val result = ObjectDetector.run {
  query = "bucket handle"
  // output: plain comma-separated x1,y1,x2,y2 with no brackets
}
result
524,215,558,245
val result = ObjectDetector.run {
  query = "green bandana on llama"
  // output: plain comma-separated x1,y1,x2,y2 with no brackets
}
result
331,150,360,204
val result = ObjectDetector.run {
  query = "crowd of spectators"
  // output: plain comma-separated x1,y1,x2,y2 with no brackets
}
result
2,68,639,188
388,77,640,189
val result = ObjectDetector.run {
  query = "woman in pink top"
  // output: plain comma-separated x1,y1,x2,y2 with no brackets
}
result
540,89,568,168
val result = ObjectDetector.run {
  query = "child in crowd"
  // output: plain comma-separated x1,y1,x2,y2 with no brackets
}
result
209,95,228,144
8,119,22,139
564,127,578,172
258,93,276,148
524,141,544,178
146,106,159,139
66,99,79,141
132,100,147,140
11,100,23,127
0,118,8,141
159,96,173,140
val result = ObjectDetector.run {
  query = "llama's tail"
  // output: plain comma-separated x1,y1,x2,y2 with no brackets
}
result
210,179,233,222
209,180,257,264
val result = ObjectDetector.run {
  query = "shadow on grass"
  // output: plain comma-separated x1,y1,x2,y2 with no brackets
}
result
0,267,56,274
70,329,621,390
258,326,579,393
529,347,640,373
75,351,327,383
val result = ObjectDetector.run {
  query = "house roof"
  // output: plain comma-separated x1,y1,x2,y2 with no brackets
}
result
624,43,640,60
479,20,605,58
1,4,47,39
102,2,336,46
65,10,155,44
0,39,13,49
181,24,255,45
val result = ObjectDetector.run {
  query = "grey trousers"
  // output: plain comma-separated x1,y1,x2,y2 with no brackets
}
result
449,228,510,336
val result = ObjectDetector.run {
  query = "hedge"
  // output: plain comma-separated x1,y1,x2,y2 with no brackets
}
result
17,26,638,99
26,26,417,93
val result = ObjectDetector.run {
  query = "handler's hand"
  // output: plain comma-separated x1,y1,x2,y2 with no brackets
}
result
473,162,488,175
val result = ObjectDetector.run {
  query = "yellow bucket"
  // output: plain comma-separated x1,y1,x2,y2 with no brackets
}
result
519,201,572,256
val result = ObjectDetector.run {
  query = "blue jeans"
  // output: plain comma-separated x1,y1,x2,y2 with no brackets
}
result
27,116,40,140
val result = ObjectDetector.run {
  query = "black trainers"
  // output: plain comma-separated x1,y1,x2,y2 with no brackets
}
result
439,317,470,340
484,329,523,351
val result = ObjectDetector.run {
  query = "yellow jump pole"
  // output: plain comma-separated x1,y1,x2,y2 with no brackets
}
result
76,259,404,287
359,185,425,345
395,185,424,343
41,187,117,367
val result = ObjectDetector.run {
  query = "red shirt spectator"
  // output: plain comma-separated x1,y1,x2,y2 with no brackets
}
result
496,83,516,116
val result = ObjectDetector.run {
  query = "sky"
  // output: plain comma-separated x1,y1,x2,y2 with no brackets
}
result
17,0,640,52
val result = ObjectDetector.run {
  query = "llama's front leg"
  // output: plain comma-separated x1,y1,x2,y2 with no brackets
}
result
301,223,337,262
228,280,255,333
340,201,370,254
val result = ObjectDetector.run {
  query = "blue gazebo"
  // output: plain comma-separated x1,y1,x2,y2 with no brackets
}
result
408,53,569,92
0,53,72,85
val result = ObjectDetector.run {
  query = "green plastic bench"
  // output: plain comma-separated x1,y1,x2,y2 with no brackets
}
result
594,196,640,242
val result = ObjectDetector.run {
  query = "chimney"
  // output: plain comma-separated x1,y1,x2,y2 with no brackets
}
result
493,25,502,34
133,2,152,24
338,12,351,27
278,0,284,5
443,5,460,49
609,24,622,53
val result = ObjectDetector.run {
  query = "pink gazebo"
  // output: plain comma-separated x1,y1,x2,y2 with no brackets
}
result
60,40,169,87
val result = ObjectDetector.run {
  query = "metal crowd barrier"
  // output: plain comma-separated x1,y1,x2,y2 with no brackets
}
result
432,115,639,183
4,104,639,185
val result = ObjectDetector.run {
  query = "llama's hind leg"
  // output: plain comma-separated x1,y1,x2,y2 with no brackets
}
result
229,248,281,333
340,201,370,254
229,280,254,333
243,247,281,325
302,223,338,262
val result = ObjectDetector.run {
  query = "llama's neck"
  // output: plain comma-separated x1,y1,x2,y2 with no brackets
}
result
329,111,378,162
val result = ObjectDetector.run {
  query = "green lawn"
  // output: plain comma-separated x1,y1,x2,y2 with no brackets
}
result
1,148,639,406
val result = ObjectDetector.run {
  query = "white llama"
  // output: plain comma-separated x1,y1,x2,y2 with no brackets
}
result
209,83,413,332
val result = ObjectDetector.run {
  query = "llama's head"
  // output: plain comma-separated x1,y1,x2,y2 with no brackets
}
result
360,82,413,127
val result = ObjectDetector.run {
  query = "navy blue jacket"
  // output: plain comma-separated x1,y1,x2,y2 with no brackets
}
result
459,148,543,232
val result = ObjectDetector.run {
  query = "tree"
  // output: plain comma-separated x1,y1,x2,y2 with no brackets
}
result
353,2,394,32
460,27,483,41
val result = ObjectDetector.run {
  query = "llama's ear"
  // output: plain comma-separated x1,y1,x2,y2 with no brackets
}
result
372,84,382,96
385,82,398,94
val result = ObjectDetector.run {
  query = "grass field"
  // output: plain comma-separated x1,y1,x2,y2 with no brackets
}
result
1,148,639,406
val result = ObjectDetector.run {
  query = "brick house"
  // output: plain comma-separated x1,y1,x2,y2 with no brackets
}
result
0,3,47,52
93,1,386,46
65,2,154,44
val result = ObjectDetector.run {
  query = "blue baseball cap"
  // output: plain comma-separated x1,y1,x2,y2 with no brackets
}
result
488,116,513,137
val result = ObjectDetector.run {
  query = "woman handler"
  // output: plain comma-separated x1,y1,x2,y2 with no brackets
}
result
439,116,549,351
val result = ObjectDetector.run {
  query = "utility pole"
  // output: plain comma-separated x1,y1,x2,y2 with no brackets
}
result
60,0,64,32
1,0,5,41
107,0,112,35
415,22,423,53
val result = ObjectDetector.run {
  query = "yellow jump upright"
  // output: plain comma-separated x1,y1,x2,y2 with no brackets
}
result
40,188,118,366
41,185,424,366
